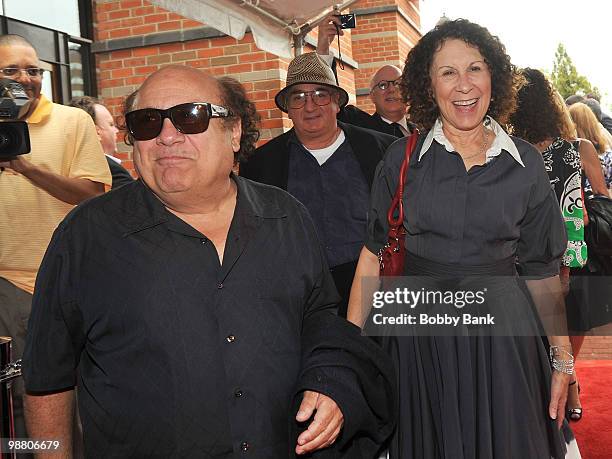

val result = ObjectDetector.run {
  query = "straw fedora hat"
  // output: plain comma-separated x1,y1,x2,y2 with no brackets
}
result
275,52,349,113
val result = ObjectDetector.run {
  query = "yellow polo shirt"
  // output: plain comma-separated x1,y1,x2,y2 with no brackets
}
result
0,95,112,294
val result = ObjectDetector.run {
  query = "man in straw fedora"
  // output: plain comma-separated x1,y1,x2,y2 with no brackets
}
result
240,52,395,317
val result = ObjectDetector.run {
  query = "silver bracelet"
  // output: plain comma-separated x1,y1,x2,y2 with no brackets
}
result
549,345,574,375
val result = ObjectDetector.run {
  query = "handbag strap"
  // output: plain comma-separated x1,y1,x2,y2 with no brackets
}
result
387,133,419,227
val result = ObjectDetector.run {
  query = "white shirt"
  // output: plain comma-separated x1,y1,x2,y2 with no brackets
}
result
105,154,122,164
419,116,524,167
304,130,346,165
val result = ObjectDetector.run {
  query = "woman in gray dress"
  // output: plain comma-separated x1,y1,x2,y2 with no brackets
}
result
347,19,576,458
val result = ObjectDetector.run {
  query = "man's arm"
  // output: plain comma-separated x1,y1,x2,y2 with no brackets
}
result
316,15,342,57
0,156,105,204
24,390,74,459
579,139,610,197
292,204,396,456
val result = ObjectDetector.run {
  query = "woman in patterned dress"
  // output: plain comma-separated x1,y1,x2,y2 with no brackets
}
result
510,69,609,423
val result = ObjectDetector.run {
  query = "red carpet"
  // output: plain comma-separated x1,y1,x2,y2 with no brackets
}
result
571,360,612,459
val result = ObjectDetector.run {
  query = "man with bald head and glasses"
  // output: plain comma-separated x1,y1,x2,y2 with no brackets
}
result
0,34,111,440
316,16,414,138
23,65,396,458
240,52,396,317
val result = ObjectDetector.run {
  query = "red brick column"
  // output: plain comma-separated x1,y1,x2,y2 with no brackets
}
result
350,0,421,113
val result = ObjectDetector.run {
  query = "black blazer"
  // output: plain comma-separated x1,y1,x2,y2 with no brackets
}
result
329,59,414,138
106,156,134,189
240,121,396,190
338,105,415,138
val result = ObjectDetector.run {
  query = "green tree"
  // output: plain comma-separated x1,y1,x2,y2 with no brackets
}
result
550,43,599,99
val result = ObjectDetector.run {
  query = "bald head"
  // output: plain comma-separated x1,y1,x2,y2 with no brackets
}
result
369,65,406,122
0,34,42,117
369,65,402,91
0,34,35,50
135,65,222,110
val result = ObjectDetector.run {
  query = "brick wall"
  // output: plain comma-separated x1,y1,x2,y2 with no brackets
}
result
93,0,421,169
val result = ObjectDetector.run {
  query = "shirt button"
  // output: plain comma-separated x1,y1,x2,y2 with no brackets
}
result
234,389,243,398
226,335,236,343
200,238,208,244
240,441,250,452
217,283,223,289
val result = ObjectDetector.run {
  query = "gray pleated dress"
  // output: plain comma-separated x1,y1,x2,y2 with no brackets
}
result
366,127,572,459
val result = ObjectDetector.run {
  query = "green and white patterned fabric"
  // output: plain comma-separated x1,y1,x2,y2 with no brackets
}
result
541,138,587,268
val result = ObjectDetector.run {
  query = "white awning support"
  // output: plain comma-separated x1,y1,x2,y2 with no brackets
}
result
150,0,358,57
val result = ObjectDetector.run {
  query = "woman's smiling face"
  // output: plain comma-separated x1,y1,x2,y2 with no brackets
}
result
430,38,491,134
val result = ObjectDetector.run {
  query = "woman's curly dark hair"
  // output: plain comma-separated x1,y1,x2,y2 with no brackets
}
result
508,68,568,144
217,76,260,163
402,19,524,131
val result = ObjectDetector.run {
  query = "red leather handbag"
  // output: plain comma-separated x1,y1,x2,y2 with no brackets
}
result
378,133,419,276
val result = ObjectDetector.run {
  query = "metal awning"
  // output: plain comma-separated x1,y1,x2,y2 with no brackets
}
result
149,0,357,58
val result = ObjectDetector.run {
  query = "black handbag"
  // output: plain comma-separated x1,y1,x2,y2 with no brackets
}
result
584,194,612,257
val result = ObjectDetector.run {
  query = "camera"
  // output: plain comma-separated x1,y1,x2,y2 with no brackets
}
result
338,13,356,29
0,78,31,159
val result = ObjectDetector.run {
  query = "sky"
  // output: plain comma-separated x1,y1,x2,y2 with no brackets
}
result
419,0,612,110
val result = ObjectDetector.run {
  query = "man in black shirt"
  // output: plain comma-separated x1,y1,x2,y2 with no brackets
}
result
23,66,395,458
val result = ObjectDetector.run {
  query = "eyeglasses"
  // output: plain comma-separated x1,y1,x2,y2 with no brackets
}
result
373,79,401,91
125,102,232,141
287,89,333,109
0,67,44,78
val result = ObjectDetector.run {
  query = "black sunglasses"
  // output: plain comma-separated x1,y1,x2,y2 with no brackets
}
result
125,102,232,141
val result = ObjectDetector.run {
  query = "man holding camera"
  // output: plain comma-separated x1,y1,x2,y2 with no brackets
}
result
317,15,414,138
0,34,111,438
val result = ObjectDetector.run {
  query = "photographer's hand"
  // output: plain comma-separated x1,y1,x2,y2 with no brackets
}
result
0,155,29,175
0,155,104,205
316,15,342,56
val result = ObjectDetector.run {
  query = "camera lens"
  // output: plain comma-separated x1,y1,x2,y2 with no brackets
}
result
0,122,29,158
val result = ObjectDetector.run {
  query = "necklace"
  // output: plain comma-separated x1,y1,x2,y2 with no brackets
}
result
461,128,489,161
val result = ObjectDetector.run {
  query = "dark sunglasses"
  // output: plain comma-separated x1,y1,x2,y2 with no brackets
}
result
125,102,232,141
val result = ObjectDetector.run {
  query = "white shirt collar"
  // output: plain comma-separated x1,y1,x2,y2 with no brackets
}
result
105,154,122,164
418,116,524,167
380,115,409,134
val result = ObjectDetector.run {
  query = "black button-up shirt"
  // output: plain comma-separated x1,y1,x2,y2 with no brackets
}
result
23,177,397,458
